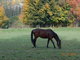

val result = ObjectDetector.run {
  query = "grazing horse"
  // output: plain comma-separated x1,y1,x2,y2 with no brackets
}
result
31,29,61,49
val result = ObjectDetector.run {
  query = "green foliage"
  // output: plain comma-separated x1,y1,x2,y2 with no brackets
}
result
1,16,19,29
9,16,19,25
1,20,9,29
9,16,19,24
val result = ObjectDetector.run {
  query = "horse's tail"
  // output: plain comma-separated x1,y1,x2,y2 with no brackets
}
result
31,30,34,46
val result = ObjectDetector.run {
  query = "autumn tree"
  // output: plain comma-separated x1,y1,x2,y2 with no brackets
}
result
0,5,9,28
19,0,30,24
67,0,80,26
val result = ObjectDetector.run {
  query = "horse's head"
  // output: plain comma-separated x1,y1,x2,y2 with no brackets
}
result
52,32,61,49
58,40,61,49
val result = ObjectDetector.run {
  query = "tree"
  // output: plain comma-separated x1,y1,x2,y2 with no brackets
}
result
22,0,71,27
0,5,9,28
66,0,80,26
19,0,30,24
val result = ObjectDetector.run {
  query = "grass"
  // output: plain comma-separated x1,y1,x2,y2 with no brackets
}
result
0,27,80,60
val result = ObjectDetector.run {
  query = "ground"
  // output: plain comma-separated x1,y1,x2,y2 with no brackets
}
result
0,27,80,60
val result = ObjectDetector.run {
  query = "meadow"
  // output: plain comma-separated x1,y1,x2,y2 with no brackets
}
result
0,28,80,60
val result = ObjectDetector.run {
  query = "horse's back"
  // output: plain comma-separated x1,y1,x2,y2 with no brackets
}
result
32,29,52,38
32,28,54,33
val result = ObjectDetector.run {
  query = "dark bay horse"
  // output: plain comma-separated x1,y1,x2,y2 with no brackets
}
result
31,29,61,49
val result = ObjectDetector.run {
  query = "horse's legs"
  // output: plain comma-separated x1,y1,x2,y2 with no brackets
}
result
51,39,56,48
33,38,37,48
47,39,50,48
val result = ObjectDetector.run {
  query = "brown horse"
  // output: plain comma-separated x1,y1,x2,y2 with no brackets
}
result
31,29,61,49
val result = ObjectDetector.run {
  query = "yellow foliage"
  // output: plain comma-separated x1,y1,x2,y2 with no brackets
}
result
38,9,44,13
4,16,9,21
23,0,30,12
50,0,55,3
12,0,16,5
0,20,3,25
0,6,5,17
19,11,28,24
19,0,30,24
54,5,62,11
44,3,50,9
0,5,9,26
69,19,74,23
64,10,69,14
48,11,53,16
18,0,21,3
60,13,64,16
24,0,30,5
35,0,40,5
23,19,27,24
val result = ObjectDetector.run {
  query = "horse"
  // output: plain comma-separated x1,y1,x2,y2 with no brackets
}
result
31,28,61,49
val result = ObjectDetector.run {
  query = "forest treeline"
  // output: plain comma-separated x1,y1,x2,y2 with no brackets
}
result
0,0,80,28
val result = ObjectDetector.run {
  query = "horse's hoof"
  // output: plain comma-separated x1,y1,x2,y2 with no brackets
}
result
32,47,34,48
32,46,37,48
47,47,49,48
58,47,61,49
59,48,61,49
32,47,36,48
54,47,56,48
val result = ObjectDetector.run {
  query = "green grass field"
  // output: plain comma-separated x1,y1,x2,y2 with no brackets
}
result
0,28,80,60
